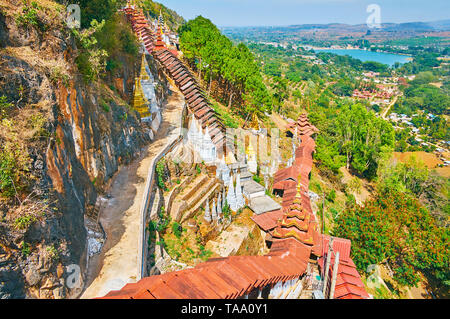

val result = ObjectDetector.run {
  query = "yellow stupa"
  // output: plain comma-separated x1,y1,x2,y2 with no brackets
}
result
132,54,151,119
225,149,236,165
246,141,257,174
140,54,150,81
293,174,303,204
249,112,260,130
246,141,256,157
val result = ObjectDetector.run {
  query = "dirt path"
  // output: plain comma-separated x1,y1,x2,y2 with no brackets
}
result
339,167,371,205
81,87,184,299
381,95,398,119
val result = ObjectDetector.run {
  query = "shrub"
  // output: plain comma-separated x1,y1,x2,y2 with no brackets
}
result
46,244,60,260
72,19,108,82
334,191,449,288
0,142,31,198
198,244,212,261
14,214,36,230
156,206,171,233
222,201,230,219
347,177,362,194
0,96,13,119
100,99,110,112
172,222,182,238
330,207,339,219
50,66,70,87
21,241,31,257
15,1,44,31
156,159,167,190
252,175,261,184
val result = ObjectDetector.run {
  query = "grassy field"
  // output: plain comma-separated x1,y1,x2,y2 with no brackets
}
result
393,151,450,178
393,151,443,168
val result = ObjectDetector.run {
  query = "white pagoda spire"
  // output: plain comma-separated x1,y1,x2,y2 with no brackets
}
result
217,192,222,218
222,185,226,208
216,156,230,184
204,198,211,222
227,175,237,212
211,199,217,221
235,173,244,210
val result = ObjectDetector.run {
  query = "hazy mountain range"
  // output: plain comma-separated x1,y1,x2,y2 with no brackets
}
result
221,19,450,32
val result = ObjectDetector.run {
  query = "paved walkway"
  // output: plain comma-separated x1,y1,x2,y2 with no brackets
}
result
81,86,185,299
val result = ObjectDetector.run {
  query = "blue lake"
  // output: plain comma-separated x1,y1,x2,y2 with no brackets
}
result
315,49,412,66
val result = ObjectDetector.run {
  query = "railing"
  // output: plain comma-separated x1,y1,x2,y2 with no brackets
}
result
137,102,187,280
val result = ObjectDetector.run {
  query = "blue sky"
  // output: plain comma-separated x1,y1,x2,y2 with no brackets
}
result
157,0,450,27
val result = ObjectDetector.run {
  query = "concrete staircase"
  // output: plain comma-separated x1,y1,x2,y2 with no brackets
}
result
180,177,221,223
168,173,221,223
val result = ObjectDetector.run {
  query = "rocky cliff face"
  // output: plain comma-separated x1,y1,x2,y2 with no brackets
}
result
0,0,160,298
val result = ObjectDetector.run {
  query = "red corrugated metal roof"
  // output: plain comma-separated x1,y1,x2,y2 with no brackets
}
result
251,209,284,231
321,234,352,263
317,235,369,299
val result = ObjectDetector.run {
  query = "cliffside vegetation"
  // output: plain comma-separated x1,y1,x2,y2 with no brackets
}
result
0,0,150,299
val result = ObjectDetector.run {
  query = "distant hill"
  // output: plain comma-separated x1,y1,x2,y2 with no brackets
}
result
426,19,450,31
222,19,450,33
221,19,450,44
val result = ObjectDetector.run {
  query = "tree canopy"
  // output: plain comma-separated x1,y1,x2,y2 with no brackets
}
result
334,190,449,291
314,103,395,179
179,16,271,119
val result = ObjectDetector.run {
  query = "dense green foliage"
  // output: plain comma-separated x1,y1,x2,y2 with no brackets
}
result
395,83,450,116
396,52,441,75
156,158,168,191
334,190,449,290
377,154,449,225
179,16,271,119
72,19,109,81
58,0,139,81
313,103,395,179
73,13,140,82
67,0,125,29
0,141,31,198
15,0,46,32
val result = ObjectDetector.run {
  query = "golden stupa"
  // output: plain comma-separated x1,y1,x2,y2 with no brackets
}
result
132,54,152,118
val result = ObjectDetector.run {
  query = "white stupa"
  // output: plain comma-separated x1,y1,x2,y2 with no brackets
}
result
204,198,211,222
227,175,237,212
187,115,217,163
216,156,230,184
217,193,222,218
222,186,227,208
200,126,216,163
211,199,217,221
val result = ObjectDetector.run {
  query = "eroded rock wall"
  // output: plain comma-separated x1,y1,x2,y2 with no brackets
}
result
0,1,166,299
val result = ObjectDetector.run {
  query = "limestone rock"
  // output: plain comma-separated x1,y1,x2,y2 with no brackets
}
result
25,269,41,287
